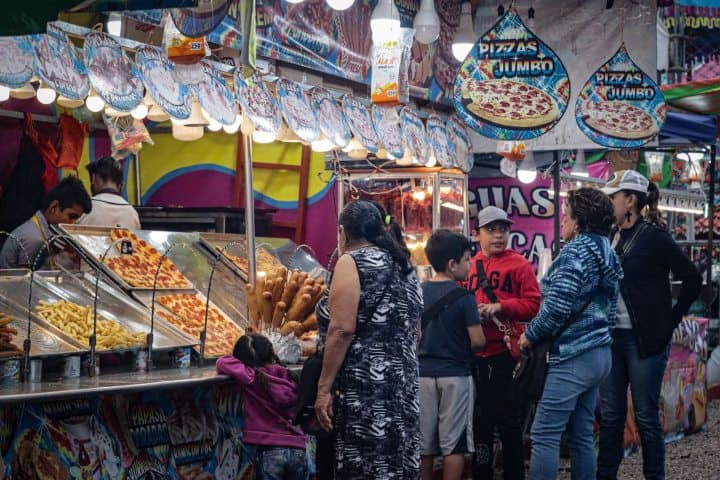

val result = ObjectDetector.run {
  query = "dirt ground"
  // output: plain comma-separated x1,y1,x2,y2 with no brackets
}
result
556,399,720,479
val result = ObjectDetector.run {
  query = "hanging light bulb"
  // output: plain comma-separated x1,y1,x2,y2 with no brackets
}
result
147,104,170,122
371,0,401,45
10,83,36,100
326,0,354,10
311,136,336,153
222,114,242,134
452,2,475,62
131,103,149,120
253,130,277,144
517,151,537,184
572,150,589,177
37,82,57,105
106,12,122,36
414,0,440,44
0,85,11,102
85,87,104,112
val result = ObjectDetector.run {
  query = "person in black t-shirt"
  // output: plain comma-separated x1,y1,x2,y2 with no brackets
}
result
419,230,485,480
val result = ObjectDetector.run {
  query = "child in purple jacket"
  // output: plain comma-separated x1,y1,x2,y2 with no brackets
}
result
217,334,308,480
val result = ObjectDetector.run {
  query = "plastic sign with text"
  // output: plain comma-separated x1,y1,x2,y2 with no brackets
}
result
575,44,666,149
454,7,570,140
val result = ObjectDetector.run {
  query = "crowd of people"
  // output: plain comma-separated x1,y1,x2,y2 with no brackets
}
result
219,169,702,480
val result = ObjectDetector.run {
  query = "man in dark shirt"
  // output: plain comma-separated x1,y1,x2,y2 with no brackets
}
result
419,230,485,480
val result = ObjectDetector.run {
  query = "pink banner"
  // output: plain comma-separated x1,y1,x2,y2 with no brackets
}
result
469,176,554,266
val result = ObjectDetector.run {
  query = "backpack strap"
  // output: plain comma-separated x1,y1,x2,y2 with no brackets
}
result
421,287,470,332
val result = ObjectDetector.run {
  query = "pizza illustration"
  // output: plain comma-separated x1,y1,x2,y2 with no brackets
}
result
461,79,561,129
580,100,658,140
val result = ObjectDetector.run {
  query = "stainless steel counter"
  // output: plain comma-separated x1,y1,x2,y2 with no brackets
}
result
0,363,305,404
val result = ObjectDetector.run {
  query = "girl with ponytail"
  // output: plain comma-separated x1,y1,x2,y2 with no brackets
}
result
598,171,701,480
216,334,307,478
313,200,423,479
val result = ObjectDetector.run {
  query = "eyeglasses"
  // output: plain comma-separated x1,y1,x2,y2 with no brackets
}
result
482,225,510,234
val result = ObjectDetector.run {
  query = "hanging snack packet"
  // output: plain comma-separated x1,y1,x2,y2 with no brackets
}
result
103,114,154,159
398,28,414,104
371,43,402,105
163,13,206,65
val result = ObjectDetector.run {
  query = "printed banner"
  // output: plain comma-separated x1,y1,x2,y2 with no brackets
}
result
576,44,666,148
455,7,570,141
0,36,34,89
32,32,89,101
135,46,192,120
468,176,554,266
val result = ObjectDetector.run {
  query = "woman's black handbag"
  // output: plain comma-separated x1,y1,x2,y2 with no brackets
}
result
293,351,333,438
513,296,595,402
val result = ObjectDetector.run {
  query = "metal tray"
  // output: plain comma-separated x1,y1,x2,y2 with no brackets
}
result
30,271,199,353
55,224,195,292
132,289,245,358
0,271,87,358
197,232,250,281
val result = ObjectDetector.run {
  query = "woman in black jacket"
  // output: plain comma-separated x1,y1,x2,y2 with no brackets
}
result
597,170,701,480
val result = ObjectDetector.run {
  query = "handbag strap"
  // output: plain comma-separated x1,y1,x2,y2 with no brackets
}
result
421,287,470,331
614,220,649,262
475,259,499,303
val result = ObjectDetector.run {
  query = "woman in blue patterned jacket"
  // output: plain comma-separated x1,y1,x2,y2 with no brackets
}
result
518,188,623,480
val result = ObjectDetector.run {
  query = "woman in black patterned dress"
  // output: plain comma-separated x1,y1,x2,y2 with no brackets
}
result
315,200,424,479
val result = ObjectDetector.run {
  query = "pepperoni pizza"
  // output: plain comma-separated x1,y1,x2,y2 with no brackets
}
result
580,101,657,140
461,79,562,129
105,229,190,289
156,293,244,357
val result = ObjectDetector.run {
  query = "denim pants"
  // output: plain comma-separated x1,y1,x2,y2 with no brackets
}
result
529,345,612,480
598,329,670,480
255,446,308,480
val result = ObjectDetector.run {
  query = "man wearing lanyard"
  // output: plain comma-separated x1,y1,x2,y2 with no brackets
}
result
78,157,140,229
0,177,91,269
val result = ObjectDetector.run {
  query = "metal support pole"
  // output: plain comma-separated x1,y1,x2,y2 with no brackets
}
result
134,153,142,206
243,134,257,283
706,145,716,317
553,151,561,257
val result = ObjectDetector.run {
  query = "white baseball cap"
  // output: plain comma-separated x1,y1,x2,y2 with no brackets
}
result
476,206,513,229
601,170,650,196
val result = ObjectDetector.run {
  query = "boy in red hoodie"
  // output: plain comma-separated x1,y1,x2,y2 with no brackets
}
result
217,334,308,479
467,206,541,480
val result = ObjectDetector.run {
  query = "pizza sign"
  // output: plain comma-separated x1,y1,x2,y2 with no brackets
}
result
453,7,570,140
575,44,666,148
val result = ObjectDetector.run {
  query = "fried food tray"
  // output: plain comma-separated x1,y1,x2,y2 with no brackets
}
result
132,289,245,359
56,224,195,292
0,271,87,358
32,271,199,353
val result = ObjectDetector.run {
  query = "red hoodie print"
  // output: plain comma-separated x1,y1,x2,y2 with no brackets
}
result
465,250,541,358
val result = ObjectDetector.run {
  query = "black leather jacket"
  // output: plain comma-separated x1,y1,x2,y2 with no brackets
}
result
614,220,702,358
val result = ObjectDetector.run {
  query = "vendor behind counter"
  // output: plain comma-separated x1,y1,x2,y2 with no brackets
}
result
78,156,140,229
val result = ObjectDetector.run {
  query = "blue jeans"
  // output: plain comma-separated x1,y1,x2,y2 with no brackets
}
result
255,446,308,480
598,329,670,480
529,345,612,480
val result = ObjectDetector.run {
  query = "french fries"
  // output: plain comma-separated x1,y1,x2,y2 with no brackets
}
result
246,269,325,338
34,300,146,350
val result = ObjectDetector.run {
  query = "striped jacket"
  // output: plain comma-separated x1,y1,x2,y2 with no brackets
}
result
525,233,623,364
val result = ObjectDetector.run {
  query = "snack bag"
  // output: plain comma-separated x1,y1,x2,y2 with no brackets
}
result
163,14,206,65
398,28,414,104
371,43,402,105
103,114,154,158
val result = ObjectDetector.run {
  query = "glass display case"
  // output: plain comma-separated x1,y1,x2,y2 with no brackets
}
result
337,169,469,268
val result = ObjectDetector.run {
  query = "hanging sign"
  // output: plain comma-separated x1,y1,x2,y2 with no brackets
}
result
342,94,379,153
427,113,453,169
32,32,89,100
311,87,351,148
135,46,192,120
83,32,143,112
454,7,570,140
192,61,237,125
371,105,404,160
401,108,430,166
575,44,666,148
234,71,282,134
447,114,474,173
0,36,34,88
277,78,319,143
